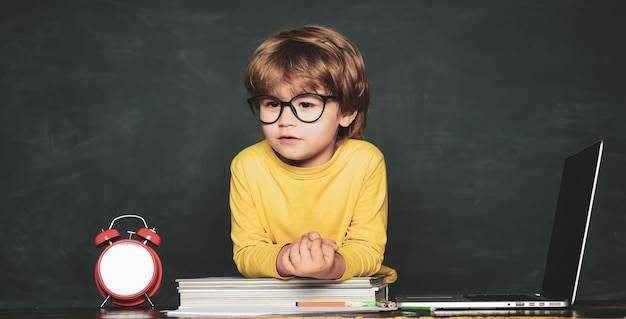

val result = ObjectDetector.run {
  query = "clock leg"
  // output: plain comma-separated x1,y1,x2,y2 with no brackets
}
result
100,295,111,308
145,294,154,307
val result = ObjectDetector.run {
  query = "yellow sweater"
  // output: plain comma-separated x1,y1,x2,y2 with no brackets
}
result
230,139,397,283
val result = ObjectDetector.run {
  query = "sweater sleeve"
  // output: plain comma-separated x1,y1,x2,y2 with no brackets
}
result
336,151,396,282
229,154,285,278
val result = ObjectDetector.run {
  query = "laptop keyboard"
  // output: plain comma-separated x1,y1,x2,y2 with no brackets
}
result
464,294,542,301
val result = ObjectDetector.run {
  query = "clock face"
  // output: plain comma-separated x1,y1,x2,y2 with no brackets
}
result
96,239,159,299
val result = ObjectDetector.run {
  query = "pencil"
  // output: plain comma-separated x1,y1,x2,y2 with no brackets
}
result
295,301,378,307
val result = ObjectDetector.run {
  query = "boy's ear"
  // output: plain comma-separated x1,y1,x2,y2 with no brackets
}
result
339,110,358,128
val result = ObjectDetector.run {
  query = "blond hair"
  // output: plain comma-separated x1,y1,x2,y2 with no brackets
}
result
244,25,369,141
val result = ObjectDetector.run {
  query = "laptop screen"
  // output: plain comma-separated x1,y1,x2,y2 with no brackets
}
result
540,140,603,302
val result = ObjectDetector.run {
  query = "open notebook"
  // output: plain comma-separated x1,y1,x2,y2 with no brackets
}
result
397,140,603,310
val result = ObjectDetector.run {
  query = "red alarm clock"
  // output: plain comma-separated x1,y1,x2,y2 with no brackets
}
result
94,214,162,307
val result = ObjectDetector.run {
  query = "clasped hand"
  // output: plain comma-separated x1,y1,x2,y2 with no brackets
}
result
277,231,345,279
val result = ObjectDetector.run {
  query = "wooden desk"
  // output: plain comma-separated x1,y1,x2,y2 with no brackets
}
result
0,301,625,318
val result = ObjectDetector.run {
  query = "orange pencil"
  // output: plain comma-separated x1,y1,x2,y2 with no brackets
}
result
296,301,377,307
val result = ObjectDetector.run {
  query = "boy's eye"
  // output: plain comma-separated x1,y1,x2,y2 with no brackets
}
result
260,99,280,108
293,95,323,109
298,102,314,108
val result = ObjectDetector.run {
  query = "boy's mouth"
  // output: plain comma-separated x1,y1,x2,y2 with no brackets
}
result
278,135,300,143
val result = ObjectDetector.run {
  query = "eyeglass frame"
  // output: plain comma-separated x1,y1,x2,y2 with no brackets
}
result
246,93,337,124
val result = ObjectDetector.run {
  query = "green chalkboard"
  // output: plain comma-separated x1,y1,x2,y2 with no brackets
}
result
1,0,625,308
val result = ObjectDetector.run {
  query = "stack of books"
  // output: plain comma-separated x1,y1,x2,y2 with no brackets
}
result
174,275,389,309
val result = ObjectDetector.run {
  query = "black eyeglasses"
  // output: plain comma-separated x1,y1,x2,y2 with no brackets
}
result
247,93,337,124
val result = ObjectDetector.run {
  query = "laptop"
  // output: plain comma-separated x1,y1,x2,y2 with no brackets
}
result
397,140,604,310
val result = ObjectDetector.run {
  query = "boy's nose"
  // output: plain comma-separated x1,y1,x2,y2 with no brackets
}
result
277,105,298,125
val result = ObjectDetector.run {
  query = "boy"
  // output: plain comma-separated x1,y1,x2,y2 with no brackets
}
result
230,25,396,283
